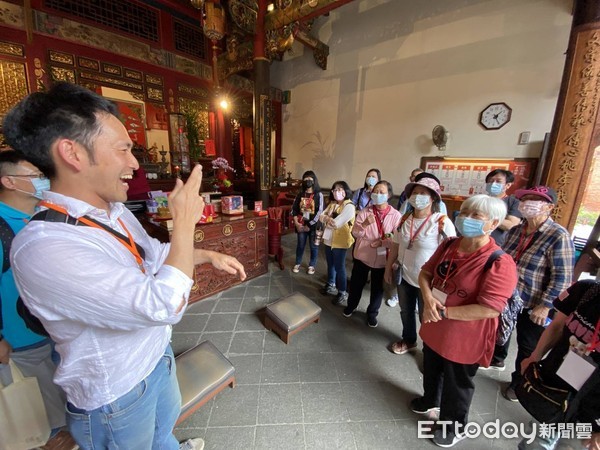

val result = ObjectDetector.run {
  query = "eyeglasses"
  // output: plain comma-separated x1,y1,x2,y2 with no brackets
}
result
6,174,47,179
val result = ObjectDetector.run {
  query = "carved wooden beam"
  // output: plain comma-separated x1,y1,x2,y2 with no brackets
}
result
295,30,329,70
265,0,356,31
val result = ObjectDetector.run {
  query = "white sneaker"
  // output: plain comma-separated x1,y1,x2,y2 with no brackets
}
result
386,296,399,307
292,264,300,273
179,438,205,450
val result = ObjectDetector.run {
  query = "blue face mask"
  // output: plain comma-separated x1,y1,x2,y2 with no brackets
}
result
455,216,487,237
365,176,377,187
31,177,51,199
485,182,503,196
370,192,388,205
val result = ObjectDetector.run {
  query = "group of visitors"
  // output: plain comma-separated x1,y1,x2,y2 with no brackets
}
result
290,165,596,449
0,81,597,450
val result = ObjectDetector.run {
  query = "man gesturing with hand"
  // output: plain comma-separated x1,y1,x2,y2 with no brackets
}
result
3,82,245,450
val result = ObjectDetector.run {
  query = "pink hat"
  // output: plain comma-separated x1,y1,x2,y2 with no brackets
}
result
404,177,442,202
514,185,557,204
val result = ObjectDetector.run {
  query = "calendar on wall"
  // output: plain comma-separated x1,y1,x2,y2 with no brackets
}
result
421,157,539,198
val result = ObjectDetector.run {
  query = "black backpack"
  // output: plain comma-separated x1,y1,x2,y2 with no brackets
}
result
483,249,523,345
0,215,49,337
0,209,146,338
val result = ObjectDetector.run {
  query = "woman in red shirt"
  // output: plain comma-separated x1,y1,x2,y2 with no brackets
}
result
411,194,517,447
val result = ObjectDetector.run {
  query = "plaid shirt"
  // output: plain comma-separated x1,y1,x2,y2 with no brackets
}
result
502,217,574,309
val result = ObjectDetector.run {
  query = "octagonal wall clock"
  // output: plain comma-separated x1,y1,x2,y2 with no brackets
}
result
479,102,512,130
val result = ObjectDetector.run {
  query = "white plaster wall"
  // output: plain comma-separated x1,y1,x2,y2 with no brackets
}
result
271,0,573,192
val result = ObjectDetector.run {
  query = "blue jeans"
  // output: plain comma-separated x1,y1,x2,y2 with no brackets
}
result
324,245,348,292
397,279,424,344
66,345,181,450
295,229,318,267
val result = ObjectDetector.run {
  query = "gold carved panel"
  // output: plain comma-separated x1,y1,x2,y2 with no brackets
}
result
102,63,122,76
124,69,142,81
147,87,164,102
145,74,163,86
0,41,24,57
79,71,143,91
49,51,74,66
0,60,28,122
50,66,76,83
78,57,99,71
178,84,209,99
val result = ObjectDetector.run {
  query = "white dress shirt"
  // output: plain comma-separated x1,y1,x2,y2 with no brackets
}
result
11,192,193,410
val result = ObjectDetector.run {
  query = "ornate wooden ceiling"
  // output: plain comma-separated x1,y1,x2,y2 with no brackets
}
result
180,0,356,81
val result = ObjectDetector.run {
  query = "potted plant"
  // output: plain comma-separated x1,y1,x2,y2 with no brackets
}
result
181,109,202,162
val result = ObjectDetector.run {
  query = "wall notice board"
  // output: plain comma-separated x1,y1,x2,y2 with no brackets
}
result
421,157,538,198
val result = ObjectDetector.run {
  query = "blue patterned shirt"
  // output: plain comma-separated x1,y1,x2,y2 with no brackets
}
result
502,217,574,309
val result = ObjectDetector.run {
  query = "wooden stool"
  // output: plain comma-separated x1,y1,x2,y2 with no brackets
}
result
175,340,236,425
264,292,322,344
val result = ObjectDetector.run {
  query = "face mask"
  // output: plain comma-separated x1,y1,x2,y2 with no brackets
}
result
518,200,547,218
408,194,431,210
370,192,388,205
485,182,503,196
455,216,487,237
302,179,314,190
333,190,345,201
365,176,377,187
14,177,50,200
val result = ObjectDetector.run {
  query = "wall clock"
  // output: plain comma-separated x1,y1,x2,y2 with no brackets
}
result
479,102,512,130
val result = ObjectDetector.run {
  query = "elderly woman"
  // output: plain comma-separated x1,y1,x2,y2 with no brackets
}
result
411,195,517,447
501,186,574,401
343,180,401,327
384,177,456,355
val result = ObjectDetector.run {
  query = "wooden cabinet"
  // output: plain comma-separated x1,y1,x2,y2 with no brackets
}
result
143,212,268,303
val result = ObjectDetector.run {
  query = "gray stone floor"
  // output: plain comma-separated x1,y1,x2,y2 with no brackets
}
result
173,234,530,449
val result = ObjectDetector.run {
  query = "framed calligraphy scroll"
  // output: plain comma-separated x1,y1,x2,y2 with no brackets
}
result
107,98,147,147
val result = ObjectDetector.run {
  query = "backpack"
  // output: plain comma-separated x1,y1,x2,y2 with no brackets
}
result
483,249,523,346
0,208,147,338
396,211,449,240
0,215,49,337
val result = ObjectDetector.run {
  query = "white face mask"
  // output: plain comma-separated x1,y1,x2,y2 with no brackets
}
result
518,200,548,218
408,194,431,210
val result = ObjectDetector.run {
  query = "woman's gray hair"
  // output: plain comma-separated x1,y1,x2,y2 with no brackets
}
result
460,194,507,224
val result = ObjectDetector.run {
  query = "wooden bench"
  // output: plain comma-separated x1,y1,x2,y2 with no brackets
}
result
264,292,322,344
175,340,236,425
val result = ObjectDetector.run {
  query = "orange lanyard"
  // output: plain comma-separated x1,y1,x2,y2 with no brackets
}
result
39,201,145,273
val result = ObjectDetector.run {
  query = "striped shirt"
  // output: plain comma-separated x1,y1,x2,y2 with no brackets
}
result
502,217,574,309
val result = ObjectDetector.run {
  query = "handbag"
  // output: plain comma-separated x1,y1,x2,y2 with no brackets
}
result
515,362,571,423
516,361,600,424
0,360,51,450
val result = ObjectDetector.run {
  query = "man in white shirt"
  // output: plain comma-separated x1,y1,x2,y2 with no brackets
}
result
2,82,246,450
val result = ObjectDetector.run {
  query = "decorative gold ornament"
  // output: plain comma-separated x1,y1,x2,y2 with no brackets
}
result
194,229,205,242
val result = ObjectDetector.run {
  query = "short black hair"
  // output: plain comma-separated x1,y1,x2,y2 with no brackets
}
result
0,150,32,191
328,180,352,202
485,169,515,183
301,170,321,193
374,180,393,199
2,82,119,178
